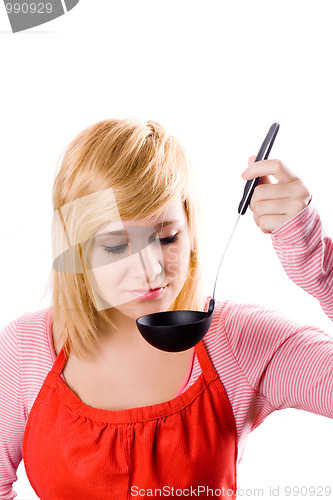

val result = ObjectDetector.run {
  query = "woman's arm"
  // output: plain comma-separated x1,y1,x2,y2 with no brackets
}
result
242,157,333,320
271,200,333,320
0,319,26,500
223,301,333,420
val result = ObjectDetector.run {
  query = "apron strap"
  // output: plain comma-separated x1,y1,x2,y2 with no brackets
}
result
194,339,219,380
50,295,217,380
51,337,70,376
193,295,220,379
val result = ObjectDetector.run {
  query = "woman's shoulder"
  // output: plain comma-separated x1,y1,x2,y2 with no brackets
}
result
204,297,317,387
1,307,53,363
19,306,51,323
1,308,54,416
207,295,305,347
1,307,50,336
205,295,267,326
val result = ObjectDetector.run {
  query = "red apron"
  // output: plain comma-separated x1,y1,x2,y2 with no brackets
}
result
23,329,238,499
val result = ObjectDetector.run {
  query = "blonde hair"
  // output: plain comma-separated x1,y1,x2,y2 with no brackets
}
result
42,118,206,359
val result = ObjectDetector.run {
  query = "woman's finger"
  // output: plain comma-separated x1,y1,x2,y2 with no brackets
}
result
250,197,288,214
250,197,306,216
242,158,298,183
249,197,310,232
247,155,256,167
253,213,299,234
250,179,308,204
245,156,272,185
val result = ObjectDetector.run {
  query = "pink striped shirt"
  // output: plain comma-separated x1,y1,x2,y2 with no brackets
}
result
1,199,332,499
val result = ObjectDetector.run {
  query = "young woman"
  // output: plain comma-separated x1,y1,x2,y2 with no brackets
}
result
0,118,332,500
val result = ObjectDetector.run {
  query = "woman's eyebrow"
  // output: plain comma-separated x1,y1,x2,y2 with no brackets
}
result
95,220,181,238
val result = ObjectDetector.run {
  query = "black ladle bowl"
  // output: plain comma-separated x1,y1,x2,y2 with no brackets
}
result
136,123,280,352
136,298,215,352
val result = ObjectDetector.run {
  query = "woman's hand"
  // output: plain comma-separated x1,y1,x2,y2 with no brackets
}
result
241,156,311,234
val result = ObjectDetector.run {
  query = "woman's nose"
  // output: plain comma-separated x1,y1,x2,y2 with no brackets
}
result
132,241,165,286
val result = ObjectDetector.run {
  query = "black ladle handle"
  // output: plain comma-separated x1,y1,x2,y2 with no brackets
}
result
238,122,280,215
209,122,280,310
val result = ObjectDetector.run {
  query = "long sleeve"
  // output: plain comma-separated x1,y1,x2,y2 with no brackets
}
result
259,321,333,414
223,301,333,421
271,198,333,320
0,319,26,500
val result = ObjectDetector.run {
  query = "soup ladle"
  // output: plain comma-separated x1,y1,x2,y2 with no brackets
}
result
136,122,280,352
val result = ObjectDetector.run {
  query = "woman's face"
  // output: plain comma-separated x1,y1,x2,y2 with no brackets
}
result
88,200,192,321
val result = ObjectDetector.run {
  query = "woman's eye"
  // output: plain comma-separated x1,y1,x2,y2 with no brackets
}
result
103,233,179,255
157,233,179,246
103,244,127,255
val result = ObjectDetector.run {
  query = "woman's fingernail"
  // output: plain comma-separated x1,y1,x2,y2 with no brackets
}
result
241,169,248,177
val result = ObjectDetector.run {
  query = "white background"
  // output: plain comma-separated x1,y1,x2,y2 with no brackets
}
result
0,1,332,499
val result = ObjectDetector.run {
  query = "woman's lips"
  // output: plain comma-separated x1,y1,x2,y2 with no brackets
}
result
129,285,168,300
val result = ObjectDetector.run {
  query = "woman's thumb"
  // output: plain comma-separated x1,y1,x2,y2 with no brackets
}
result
248,155,256,167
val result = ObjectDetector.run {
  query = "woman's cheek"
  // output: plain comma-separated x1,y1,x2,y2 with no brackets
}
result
164,244,178,263
164,244,190,282
168,263,179,281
